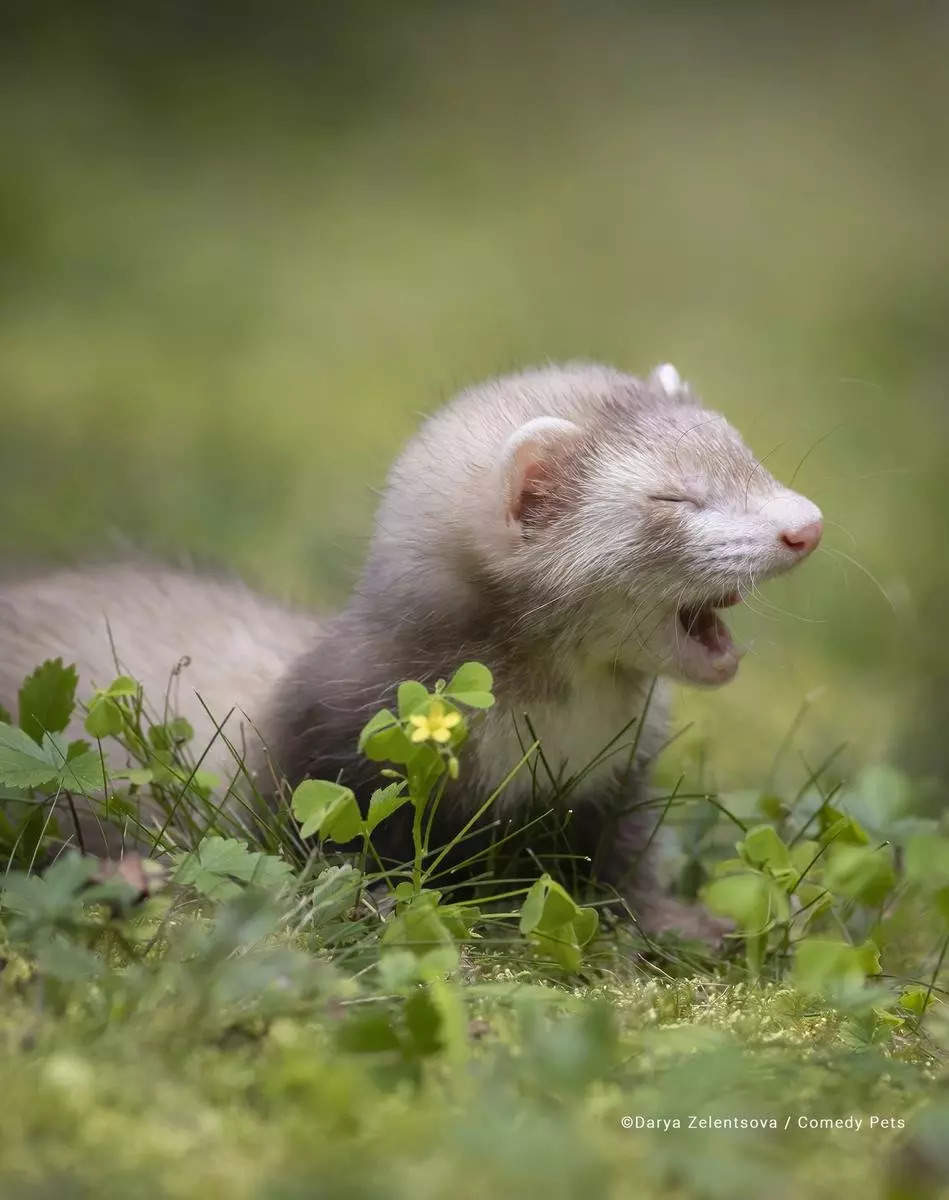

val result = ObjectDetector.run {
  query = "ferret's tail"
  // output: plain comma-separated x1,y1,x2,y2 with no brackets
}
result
0,564,320,762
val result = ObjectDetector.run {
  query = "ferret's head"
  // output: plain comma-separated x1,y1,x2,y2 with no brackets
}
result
484,364,823,686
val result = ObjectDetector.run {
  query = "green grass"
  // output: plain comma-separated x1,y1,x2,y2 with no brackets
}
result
2,959,943,1200
2,653,949,1199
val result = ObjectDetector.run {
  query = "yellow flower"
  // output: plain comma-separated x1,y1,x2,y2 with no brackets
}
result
408,699,461,744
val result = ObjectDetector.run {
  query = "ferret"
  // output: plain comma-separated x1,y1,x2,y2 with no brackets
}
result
0,362,822,936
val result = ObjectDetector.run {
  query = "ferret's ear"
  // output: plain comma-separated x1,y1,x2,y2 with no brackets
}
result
499,416,583,527
648,363,688,399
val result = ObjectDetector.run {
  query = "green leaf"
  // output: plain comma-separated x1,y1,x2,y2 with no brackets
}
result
376,949,422,993
444,661,495,709
701,871,790,932
18,659,78,745
365,781,409,833
103,675,140,697
738,824,791,872
396,681,429,719
84,695,124,739
405,742,446,797
793,938,880,1005
2,853,98,918
823,844,896,906
818,804,869,847
905,834,949,892
148,717,195,752
404,989,444,1056
0,726,108,795
382,892,459,974
112,767,155,786
173,837,294,900
757,792,789,821
437,903,481,941
358,708,416,763
407,980,469,1060
4,805,57,867
788,840,822,876
291,779,363,842
0,722,59,788
519,874,599,973
795,881,833,926
36,936,103,983
520,874,579,935
337,1012,402,1054
854,938,883,977
307,864,362,925
572,905,599,947
899,986,937,1015
58,749,107,793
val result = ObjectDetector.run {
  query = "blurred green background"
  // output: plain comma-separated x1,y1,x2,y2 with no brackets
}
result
2,2,948,785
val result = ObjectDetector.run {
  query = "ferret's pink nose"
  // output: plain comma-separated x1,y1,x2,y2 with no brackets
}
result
780,520,823,556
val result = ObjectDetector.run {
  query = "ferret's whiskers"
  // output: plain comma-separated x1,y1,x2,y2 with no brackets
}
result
817,546,897,615
744,579,827,625
744,440,785,508
822,519,858,551
787,425,843,488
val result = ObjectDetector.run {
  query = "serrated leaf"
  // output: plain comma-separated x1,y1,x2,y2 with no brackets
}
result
365,781,409,833
307,864,362,926
36,937,103,982
173,837,294,900
17,659,78,745
39,733,108,795
0,722,58,788
2,853,98,917
58,749,108,793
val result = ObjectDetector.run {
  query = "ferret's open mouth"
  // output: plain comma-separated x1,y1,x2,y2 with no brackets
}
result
675,592,742,683
678,592,739,654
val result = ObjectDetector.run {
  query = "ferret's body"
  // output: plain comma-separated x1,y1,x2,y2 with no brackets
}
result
0,363,823,935
0,564,320,753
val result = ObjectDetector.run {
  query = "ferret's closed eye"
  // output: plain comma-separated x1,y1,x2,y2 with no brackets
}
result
649,494,702,508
